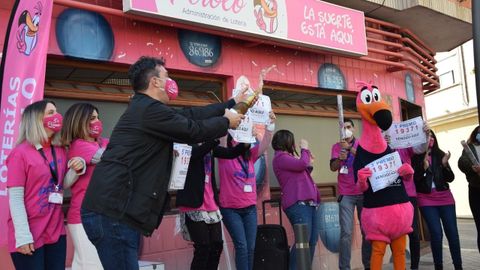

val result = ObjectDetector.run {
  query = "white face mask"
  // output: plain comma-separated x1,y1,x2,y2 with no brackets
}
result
343,128,353,139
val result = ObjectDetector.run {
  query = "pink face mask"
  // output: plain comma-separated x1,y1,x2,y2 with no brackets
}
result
89,120,103,138
165,78,178,100
43,113,63,132
428,138,435,148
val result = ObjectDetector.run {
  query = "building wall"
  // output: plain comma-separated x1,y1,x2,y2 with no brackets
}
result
426,40,477,218
0,1,431,269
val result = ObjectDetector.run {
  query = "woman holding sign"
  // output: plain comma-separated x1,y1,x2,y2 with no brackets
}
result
218,111,275,270
7,100,84,270
60,103,108,270
457,125,480,253
412,131,462,270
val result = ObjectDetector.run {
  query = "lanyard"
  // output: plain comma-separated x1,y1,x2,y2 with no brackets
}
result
38,146,59,186
236,156,249,179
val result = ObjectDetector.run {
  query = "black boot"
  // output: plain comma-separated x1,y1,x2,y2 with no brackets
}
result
454,264,463,270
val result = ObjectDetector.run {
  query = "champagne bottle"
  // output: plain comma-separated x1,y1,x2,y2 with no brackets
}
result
232,91,258,114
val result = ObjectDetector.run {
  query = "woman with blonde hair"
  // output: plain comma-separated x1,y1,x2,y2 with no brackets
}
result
61,103,108,270
7,100,84,270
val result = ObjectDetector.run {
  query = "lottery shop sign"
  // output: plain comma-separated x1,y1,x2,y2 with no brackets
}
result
124,0,367,56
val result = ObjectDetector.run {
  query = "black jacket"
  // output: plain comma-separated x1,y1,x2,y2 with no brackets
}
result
176,141,247,208
412,151,454,194
458,143,480,189
82,93,234,236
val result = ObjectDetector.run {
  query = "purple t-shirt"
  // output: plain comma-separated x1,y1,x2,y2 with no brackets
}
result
331,141,362,195
272,149,320,210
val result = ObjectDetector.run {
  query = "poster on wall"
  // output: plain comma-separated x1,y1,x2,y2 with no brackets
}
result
124,0,368,56
0,0,54,246
178,29,222,67
318,63,346,90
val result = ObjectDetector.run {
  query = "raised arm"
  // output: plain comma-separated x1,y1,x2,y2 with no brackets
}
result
143,103,231,144
275,148,311,172
190,140,220,160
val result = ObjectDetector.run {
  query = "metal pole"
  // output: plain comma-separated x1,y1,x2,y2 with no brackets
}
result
293,223,311,270
472,0,480,122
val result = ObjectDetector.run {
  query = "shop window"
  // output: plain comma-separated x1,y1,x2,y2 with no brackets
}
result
438,70,455,88
45,58,226,214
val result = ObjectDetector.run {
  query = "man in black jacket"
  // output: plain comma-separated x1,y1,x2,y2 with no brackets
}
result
81,56,245,270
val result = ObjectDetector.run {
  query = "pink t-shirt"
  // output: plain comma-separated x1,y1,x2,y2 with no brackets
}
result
218,145,259,209
331,140,362,195
67,138,109,224
180,154,218,212
417,188,455,207
397,148,416,197
7,142,68,252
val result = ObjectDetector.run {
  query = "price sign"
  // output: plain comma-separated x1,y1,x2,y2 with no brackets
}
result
386,116,426,149
169,143,192,190
366,151,402,192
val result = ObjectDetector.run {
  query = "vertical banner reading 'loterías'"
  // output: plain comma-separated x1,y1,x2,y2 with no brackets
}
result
0,0,53,246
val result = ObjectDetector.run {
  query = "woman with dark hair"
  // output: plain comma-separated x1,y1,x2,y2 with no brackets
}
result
218,112,275,270
176,140,248,270
61,103,108,270
271,130,320,270
7,100,84,270
458,125,480,253
411,131,462,270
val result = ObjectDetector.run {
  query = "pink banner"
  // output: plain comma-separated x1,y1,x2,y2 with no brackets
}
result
124,0,367,56
286,1,367,55
0,0,53,246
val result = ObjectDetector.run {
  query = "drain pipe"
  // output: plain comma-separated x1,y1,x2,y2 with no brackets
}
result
472,0,480,121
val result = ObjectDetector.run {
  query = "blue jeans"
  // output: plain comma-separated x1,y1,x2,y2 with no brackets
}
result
81,208,141,270
10,235,66,270
420,204,462,267
221,205,258,270
338,195,371,270
284,202,319,270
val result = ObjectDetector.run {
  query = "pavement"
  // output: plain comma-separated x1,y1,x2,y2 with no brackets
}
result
382,218,479,270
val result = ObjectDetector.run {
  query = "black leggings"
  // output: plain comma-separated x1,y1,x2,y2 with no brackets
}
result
409,197,421,269
469,186,480,253
185,215,223,270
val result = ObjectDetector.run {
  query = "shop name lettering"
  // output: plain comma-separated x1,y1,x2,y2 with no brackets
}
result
0,77,36,196
170,0,246,14
301,5,354,45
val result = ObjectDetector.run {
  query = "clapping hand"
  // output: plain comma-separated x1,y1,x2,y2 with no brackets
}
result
442,151,451,166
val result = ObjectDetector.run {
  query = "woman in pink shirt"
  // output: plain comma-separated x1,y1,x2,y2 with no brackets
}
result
60,103,108,270
271,130,320,269
7,100,84,270
218,112,275,270
412,131,462,270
